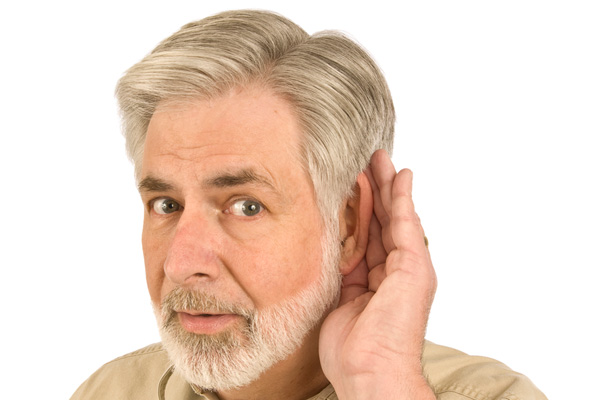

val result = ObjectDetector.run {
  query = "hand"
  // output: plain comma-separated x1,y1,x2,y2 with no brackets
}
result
319,150,437,399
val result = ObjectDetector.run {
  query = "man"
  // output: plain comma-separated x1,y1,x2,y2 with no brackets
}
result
72,10,546,400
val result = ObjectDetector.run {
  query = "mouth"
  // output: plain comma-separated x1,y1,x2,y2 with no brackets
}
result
178,310,221,316
176,311,242,335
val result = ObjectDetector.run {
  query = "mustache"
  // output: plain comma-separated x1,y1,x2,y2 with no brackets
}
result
160,287,254,322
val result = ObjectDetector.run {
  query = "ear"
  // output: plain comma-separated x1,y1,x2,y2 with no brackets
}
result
338,172,373,276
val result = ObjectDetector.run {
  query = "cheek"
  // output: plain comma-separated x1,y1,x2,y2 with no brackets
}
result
235,220,325,308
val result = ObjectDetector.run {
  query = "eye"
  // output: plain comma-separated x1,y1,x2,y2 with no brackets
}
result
228,199,264,217
151,198,181,215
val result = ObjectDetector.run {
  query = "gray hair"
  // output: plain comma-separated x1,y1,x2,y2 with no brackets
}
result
116,9,395,224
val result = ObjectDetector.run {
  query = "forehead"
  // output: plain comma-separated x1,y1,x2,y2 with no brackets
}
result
141,87,310,190
148,88,299,147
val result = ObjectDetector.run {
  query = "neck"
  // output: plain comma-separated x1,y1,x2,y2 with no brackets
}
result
215,326,329,400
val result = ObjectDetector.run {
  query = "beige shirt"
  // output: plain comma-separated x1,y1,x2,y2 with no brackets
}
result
71,341,546,399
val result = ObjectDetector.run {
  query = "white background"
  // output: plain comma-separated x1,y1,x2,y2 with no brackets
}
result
1,1,598,399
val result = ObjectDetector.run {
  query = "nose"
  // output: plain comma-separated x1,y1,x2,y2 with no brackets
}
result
163,211,222,286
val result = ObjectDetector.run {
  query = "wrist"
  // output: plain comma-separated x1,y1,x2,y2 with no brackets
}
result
335,372,436,400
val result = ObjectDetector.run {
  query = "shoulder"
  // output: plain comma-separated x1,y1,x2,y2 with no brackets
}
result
422,341,547,400
70,343,172,400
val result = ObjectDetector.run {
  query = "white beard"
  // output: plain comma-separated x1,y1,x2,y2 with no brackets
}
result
153,229,342,392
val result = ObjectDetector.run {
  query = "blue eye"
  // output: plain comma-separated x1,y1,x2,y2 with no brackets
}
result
152,198,181,215
229,199,263,217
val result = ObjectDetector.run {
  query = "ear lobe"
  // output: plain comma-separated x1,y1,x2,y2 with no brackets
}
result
338,172,373,275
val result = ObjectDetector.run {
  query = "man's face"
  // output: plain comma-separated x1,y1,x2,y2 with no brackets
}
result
139,87,340,390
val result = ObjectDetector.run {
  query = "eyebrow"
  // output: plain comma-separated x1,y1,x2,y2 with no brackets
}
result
137,169,275,193
204,169,275,190
138,176,175,193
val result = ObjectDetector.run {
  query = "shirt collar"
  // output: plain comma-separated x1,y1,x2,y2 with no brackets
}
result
157,366,174,400
158,365,337,400
158,365,217,400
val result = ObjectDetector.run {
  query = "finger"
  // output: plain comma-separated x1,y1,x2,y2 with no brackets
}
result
365,214,387,269
369,150,396,223
367,263,386,292
367,151,398,253
364,245,437,359
339,259,369,306
390,169,426,252
364,165,386,227
384,250,437,311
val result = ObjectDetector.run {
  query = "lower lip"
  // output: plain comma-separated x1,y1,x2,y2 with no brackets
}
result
178,312,241,334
